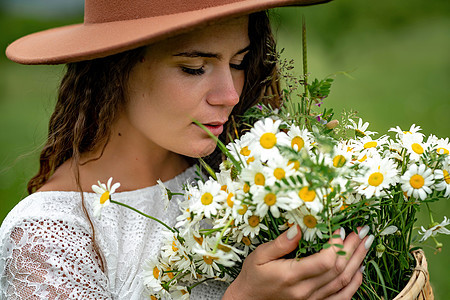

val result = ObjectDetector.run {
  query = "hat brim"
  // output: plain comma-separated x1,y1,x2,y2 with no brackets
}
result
6,0,331,65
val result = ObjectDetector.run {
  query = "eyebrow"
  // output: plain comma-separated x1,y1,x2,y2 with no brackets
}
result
173,45,251,60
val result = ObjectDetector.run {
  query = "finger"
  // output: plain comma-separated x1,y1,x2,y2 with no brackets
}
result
253,225,302,264
281,228,342,284
324,268,363,300
310,234,371,298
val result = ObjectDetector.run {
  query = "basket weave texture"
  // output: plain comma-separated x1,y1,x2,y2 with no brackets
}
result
393,249,434,300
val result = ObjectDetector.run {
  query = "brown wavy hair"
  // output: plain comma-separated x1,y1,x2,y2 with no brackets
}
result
27,11,281,269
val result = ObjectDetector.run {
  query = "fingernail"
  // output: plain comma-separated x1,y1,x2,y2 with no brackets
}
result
359,225,370,239
365,235,374,250
359,265,365,274
340,227,346,240
287,225,298,240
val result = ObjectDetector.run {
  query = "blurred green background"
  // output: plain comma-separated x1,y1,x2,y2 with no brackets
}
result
0,0,449,298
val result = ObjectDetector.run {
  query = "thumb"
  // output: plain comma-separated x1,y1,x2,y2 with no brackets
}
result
254,225,302,264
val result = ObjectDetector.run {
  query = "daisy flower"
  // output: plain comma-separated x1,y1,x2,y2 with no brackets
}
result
239,214,268,238
278,124,313,153
289,185,324,213
347,118,377,137
435,160,450,197
434,137,450,155
418,217,450,242
226,132,254,165
355,157,399,198
400,164,435,200
91,177,120,219
240,161,273,187
296,206,324,242
389,124,423,141
402,134,428,162
169,286,190,300
191,180,226,218
253,189,300,218
328,142,354,170
265,155,296,182
247,117,285,162
142,258,166,296
352,135,389,162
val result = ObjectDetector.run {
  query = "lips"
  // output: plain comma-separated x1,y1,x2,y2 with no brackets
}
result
199,120,226,136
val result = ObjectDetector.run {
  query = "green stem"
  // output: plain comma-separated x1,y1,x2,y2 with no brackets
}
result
425,202,435,224
213,218,234,253
302,17,308,100
110,199,176,233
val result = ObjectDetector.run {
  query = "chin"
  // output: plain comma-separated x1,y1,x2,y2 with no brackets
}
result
185,142,218,158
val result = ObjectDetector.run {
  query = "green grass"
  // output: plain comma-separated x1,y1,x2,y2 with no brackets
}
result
0,0,449,298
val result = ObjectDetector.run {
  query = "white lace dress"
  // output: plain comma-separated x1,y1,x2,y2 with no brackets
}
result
0,166,228,299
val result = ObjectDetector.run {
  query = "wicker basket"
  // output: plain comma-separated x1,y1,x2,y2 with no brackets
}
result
393,249,434,300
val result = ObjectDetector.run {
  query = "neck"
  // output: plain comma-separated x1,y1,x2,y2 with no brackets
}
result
44,119,191,193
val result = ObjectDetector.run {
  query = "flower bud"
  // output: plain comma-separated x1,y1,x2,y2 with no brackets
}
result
326,119,339,129
376,243,386,258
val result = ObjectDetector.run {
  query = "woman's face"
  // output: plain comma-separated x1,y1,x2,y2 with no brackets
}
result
123,16,250,158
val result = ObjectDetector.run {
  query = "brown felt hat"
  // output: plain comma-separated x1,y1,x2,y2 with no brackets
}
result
6,0,331,65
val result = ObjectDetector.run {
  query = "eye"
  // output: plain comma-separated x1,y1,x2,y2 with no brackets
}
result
181,66,205,76
230,55,248,71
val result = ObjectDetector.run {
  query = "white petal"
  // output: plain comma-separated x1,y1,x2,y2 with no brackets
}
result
110,182,121,194
380,225,398,236
92,185,105,194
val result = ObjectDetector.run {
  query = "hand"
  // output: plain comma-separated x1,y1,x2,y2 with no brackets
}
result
223,225,373,300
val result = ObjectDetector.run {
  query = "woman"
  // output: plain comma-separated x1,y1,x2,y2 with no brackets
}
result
1,0,372,299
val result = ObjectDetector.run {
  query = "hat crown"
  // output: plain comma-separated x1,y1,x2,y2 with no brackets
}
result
85,0,242,23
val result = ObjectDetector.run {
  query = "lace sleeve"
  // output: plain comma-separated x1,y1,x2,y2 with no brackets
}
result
0,218,112,300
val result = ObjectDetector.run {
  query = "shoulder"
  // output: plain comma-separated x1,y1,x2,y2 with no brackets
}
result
0,192,90,245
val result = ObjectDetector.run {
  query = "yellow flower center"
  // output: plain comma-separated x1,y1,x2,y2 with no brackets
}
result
243,183,250,193
368,172,384,186
264,193,277,206
151,296,158,300
358,155,367,163
238,204,248,215
203,255,216,265
226,193,234,208
273,168,286,180
443,170,450,184
288,159,300,170
254,172,266,185
217,244,231,252
333,155,346,168
410,174,425,189
201,192,213,205
411,143,424,154
100,191,110,204
240,146,251,156
172,241,178,252
364,141,377,149
193,235,203,245
153,266,160,279
248,215,260,227
304,215,317,229
242,236,252,246
299,187,316,202
247,156,255,164
291,136,305,151
221,185,227,191
260,132,277,149
437,147,449,155
166,268,175,279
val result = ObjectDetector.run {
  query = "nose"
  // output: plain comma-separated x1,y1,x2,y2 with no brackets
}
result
206,69,241,107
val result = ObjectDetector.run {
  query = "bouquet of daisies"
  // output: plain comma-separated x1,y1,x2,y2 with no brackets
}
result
134,106,449,299
92,23,449,300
